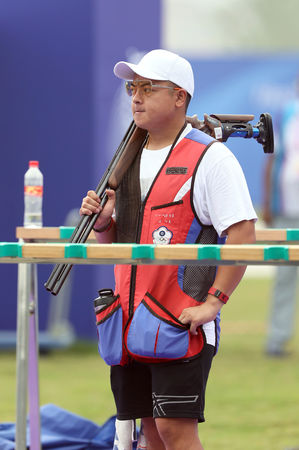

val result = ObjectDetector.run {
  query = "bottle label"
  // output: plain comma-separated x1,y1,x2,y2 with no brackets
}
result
24,186,43,196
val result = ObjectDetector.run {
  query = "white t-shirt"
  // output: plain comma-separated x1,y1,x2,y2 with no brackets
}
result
140,123,257,237
140,145,171,202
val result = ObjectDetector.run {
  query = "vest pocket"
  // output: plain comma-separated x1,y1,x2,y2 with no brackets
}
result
94,293,123,366
149,200,184,245
126,293,189,359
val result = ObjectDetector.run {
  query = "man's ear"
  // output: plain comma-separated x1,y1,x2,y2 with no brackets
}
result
175,89,188,108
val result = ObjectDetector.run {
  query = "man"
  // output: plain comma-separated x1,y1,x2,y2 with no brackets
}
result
263,74,299,357
80,49,256,450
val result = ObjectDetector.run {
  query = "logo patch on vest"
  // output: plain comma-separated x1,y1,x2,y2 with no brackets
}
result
166,167,188,175
152,226,173,245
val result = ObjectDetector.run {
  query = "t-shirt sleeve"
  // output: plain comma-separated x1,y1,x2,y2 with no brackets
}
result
193,142,257,237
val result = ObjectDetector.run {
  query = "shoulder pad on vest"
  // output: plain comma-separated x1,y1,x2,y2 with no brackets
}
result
184,128,215,146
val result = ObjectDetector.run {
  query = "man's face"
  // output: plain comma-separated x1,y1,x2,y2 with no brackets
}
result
130,75,180,132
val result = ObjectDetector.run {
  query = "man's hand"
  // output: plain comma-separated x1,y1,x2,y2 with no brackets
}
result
186,113,223,139
80,188,115,231
178,296,223,335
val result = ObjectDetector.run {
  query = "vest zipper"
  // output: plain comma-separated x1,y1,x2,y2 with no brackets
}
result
128,267,137,317
128,203,145,317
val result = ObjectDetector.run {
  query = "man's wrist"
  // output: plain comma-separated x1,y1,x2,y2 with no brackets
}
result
93,217,114,233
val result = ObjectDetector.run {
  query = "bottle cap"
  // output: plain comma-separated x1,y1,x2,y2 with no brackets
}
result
29,160,39,167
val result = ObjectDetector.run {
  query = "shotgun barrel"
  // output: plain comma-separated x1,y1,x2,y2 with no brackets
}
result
44,120,148,295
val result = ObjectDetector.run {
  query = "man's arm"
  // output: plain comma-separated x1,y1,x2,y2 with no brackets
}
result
179,219,256,335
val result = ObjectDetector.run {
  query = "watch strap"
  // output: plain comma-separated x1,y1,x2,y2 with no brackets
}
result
208,287,229,304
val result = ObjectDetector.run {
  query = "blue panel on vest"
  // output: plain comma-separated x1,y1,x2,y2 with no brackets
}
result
185,218,202,244
97,308,123,366
185,128,215,146
178,219,203,289
127,303,189,359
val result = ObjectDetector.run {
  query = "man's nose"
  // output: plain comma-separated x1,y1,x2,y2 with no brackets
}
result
132,87,142,102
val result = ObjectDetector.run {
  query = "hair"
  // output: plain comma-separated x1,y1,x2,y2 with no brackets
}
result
185,93,191,112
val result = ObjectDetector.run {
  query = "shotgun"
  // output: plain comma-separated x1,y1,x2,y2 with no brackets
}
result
45,112,273,295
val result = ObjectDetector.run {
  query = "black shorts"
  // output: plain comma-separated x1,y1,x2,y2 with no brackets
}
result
110,344,214,422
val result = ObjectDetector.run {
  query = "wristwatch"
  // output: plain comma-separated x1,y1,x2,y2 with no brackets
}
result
208,287,229,304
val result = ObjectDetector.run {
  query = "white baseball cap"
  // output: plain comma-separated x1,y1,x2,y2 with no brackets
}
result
113,49,194,97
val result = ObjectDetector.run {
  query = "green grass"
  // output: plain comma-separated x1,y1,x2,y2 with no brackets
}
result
1,276,299,449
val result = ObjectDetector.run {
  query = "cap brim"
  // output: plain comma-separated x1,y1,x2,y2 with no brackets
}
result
113,61,168,81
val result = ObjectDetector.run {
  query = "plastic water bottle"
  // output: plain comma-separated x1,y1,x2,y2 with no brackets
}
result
24,160,43,228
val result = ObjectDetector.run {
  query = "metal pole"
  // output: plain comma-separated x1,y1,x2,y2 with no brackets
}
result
16,262,30,449
28,263,41,449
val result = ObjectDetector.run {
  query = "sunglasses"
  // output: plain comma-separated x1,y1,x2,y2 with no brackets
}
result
125,80,181,97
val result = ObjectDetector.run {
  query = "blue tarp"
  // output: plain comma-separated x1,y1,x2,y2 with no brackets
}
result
0,404,116,449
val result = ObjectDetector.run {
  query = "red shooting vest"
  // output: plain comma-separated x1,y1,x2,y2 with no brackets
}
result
95,129,219,366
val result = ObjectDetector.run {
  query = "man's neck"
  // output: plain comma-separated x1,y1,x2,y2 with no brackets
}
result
146,118,186,150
